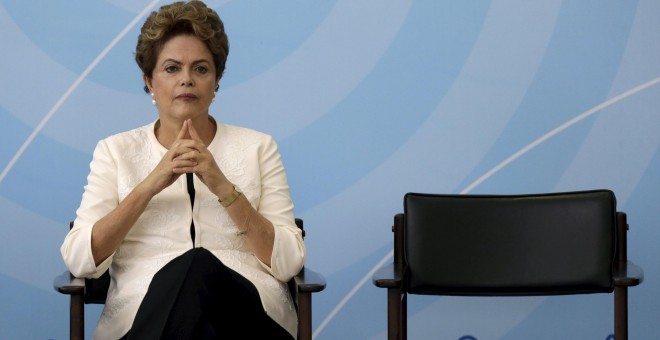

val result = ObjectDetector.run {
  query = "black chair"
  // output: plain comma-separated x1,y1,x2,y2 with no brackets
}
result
373,190,643,340
54,218,326,340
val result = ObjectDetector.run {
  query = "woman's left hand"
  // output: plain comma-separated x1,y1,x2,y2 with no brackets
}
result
174,120,276,266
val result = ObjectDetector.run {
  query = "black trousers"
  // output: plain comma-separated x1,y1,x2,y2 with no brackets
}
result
122,247,294,340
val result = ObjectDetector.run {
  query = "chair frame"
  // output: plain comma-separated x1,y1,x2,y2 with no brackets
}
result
373,209,643,340
54,218,325,340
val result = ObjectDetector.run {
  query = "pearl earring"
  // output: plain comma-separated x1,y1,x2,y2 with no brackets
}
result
151,93,157,106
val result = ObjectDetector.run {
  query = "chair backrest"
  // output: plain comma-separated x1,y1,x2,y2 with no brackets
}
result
403,190,617,296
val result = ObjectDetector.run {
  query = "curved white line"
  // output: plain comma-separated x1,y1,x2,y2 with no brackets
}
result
312,250,393,339
460,75,660,194
220,0,413,140
311,75,660,338
0,0,161,186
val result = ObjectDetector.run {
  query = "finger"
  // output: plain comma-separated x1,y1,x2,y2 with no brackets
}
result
172,147,197,161
174,120,189,141
172,160,197,173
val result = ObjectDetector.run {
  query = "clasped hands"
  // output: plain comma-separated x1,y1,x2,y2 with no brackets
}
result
145,119,231,199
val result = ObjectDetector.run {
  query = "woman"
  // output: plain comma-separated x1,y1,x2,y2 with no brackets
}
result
60,1,305,339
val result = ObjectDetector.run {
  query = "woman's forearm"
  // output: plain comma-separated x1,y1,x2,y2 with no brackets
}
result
90,183,154,266
225,195,275,266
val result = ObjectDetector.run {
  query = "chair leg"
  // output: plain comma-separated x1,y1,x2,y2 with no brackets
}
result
387,288,403,340
401,292,407,340
70,294,84,340
297,292,312,340
614,286,628,340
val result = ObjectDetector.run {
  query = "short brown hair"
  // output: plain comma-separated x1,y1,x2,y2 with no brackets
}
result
135,1,229,92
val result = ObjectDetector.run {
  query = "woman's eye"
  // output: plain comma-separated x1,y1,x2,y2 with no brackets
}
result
165,65,179,73
195,66,208,74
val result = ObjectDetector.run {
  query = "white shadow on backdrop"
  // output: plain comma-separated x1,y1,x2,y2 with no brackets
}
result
1,0,412,167
312,75,660,339
220,0,413,139
0,0,162,186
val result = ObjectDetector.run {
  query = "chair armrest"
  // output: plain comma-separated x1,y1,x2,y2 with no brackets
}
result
613,261,644,287
372,263,404,289
294,267,326,293
53,270,85,295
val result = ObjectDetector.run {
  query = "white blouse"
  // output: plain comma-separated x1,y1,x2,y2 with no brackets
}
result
61,119,306,339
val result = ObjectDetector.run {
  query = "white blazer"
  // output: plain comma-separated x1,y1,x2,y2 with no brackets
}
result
61,119,306,339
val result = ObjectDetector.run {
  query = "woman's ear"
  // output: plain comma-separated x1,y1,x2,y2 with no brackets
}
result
143,74,153,93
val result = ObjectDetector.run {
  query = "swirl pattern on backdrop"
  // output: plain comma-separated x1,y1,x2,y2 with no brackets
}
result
0,0,658,339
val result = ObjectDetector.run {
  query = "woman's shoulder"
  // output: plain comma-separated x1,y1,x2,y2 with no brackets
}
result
219,123,274,144
213,122,278,156
100,122,155,147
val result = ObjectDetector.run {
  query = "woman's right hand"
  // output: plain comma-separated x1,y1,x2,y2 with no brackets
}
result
141,122,198,196
91,122,197,265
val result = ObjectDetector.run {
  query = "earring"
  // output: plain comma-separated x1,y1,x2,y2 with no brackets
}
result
151,92,157,106
212,84,219,103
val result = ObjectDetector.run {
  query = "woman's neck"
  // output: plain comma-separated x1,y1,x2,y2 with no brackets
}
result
155,116,217,148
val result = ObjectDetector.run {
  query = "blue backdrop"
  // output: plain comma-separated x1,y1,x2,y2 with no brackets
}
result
1,0,658,339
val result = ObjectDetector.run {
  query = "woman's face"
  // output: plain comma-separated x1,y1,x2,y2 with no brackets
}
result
145,34,218,123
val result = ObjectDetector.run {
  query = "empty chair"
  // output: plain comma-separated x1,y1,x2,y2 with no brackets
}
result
373,190,643,340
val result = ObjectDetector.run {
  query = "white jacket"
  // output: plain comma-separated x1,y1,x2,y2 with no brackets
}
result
61,119,305,339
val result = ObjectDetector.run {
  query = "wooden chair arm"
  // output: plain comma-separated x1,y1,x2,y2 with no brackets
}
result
294,267,326,293
292,267,325,340
54,270,86,339
54,266,327,296
373,262,404,289
53,270,85,295
613,261,644,287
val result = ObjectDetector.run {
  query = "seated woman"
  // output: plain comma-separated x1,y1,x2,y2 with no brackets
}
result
60,1,305,339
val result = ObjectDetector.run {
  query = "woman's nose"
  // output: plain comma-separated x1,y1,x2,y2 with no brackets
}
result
180,70,194,86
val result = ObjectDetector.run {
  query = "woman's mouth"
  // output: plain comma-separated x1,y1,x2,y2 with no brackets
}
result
176,93,198,100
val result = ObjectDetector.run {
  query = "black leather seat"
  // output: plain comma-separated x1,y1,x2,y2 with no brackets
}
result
373,190,643,340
